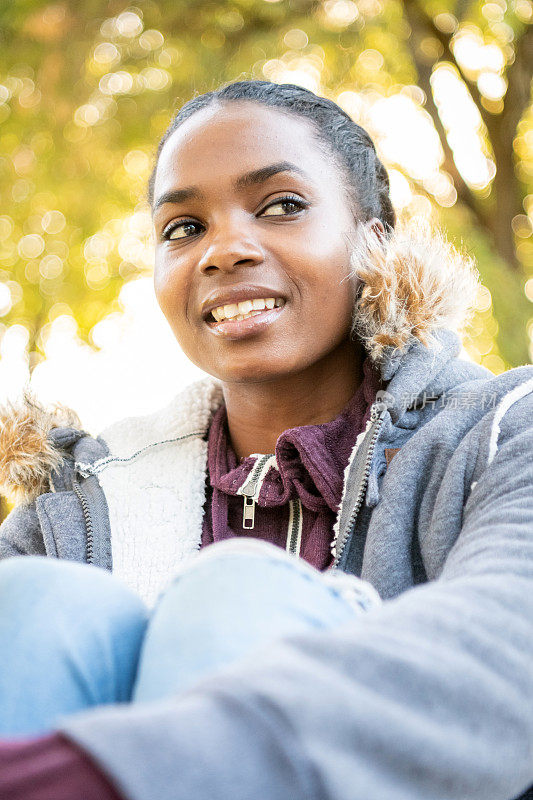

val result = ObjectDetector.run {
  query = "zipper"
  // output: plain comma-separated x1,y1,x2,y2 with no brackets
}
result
332,401,387,568
72,477,95,565
75,430,205,478
237,454,276,530
286,499,303,556
237,455,303,558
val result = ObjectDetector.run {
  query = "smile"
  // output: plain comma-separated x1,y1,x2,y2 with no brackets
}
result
206,297,286,340
208,297,285,323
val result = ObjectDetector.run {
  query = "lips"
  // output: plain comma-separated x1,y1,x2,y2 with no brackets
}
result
205,303,286,340
201,285,287,321
210,297,284,322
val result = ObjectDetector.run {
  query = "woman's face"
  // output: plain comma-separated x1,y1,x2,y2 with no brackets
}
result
152,101,364,384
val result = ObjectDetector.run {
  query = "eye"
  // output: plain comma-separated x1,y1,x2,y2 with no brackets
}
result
162,220,202,241
260,195,308,217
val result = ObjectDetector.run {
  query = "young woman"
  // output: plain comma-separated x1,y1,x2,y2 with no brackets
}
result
0,80,532,800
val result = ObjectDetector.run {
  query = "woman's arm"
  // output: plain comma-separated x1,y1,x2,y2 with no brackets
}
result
52,393,533,800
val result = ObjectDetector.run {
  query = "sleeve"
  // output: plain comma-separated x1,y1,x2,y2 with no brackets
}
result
0,502,45,560
58,394,533,800
0,732,124,800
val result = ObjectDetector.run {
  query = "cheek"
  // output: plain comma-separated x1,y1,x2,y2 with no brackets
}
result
317,288,355,344
153,258,171,310
154,256,188,321
313,280,355,348
304,255,355,320
292,218,353,298
153,256,207,364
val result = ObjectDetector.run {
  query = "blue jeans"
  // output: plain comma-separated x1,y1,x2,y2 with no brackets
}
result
0,538,381,737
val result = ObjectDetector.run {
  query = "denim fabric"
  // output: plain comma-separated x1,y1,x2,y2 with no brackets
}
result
0,557,147,737
0,540,378,736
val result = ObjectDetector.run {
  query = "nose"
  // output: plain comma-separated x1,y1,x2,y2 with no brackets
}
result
196,213,264,275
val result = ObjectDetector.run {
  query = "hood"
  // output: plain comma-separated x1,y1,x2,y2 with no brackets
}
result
349,218,480,365
0,222,482,507
0,389,83,506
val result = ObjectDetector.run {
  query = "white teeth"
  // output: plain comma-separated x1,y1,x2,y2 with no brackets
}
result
238,300,253,314
240,310,263,321
211,297,284,322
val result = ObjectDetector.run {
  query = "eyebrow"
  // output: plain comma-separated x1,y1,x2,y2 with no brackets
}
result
152,161,309,212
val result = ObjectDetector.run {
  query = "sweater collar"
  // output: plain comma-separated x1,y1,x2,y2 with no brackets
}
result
207,357,383,513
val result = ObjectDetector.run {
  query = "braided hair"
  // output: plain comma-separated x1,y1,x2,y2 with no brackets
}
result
147,80,395,233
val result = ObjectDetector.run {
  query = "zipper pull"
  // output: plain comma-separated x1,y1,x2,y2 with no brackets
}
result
75,461,98,478
370,400,387,422
242,495,256,529
237,453,276,533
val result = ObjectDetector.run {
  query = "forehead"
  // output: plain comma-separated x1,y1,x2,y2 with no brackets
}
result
153,101,338,198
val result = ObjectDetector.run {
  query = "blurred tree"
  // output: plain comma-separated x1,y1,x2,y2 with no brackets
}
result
0,0,531,371
403,0,533,365
405,0,532,272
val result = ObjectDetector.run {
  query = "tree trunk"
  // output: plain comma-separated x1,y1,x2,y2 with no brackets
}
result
403,0,532,366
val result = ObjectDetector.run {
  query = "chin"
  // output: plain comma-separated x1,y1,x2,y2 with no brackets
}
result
212,355,307,386
214,366,279,385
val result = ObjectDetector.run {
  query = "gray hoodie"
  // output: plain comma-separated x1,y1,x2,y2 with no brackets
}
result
1,224,533,800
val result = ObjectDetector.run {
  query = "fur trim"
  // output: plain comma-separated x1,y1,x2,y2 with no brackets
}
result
0,389,82,506
349,219,481,364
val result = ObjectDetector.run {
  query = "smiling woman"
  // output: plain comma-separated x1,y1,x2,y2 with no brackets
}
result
151,99,376,457
0,80,533,800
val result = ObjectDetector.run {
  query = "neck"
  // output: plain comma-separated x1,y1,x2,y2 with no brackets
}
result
222,339,365,460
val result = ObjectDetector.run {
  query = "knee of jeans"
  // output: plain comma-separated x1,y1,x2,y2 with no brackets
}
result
161,540,380,621
165,539,325,600
196,537,297,565
0,555,66,595
0,556,148,627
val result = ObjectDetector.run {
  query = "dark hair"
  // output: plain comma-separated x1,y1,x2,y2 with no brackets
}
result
147,80,395,231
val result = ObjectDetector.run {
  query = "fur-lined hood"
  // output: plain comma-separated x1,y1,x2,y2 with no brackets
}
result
0,221,480,508
0,392,83,507
349,218,479,362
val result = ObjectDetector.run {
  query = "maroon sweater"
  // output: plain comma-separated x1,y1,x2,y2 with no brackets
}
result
0,734,122,799
0,359,381,799
202,356,381,569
